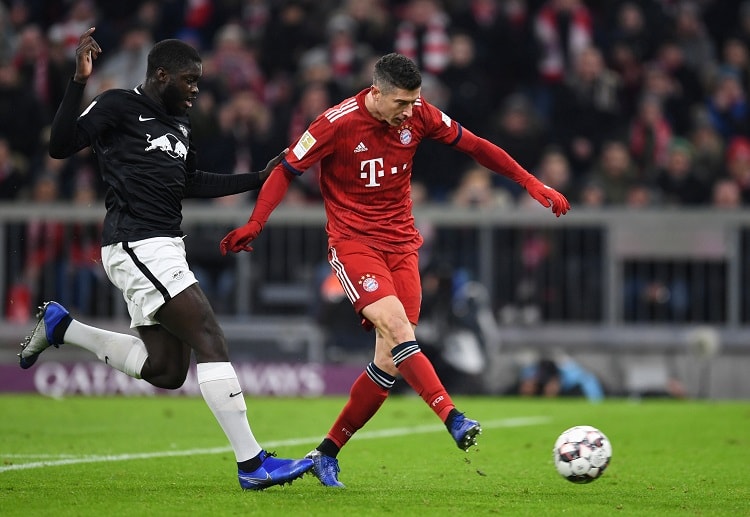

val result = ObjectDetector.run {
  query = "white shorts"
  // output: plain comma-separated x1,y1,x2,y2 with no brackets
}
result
101,236,197,328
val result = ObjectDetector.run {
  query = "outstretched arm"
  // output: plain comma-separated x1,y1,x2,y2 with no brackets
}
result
185,148,287,198
219,164,295,254
49,27,102,159
455,128,571,217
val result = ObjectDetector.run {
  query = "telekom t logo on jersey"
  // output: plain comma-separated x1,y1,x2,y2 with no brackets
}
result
360,158,407,187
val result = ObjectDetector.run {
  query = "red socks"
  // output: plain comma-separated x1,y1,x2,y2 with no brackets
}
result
393,341,455,422
326,363,393,448
325,342,455,449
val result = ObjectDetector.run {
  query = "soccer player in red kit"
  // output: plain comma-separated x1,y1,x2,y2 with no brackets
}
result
221,53,570,487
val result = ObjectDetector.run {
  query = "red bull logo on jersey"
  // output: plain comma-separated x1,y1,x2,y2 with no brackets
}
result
144,133,188,160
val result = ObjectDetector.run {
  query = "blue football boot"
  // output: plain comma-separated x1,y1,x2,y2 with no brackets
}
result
305,449,345,488
238,451,313,490
19,301,69,369
450,413,482,451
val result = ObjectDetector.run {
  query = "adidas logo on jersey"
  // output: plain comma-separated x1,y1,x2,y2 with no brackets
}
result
354,142,368,153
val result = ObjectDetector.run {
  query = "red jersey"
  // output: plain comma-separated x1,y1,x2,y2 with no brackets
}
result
283,88,461,253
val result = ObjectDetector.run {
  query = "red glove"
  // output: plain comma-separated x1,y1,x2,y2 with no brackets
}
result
524,177,571,217
220,220,262,255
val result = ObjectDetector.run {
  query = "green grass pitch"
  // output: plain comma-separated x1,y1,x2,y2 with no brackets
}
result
1,395,748,516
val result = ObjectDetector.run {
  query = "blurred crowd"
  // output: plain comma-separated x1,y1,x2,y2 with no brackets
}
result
1,0,750,210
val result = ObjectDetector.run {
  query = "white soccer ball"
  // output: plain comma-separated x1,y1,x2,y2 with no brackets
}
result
553,425,612,483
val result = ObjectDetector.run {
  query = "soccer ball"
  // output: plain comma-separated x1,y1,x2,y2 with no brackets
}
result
553,425,612,483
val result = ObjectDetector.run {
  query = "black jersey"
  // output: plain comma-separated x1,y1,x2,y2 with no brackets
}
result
76,85,195,245
50,79,265,246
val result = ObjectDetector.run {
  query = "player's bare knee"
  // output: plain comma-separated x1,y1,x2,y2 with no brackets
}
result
372,355,399,377
375,314,413,344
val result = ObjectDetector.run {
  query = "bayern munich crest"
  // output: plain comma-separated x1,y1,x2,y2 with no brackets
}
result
359,274,379,292
398,127,412,145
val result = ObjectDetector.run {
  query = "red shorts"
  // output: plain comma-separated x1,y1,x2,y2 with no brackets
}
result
328,240,421,330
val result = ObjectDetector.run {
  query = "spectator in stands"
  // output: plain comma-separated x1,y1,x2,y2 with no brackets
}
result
723,135,750,204
532,0,593,92
191,98,235,175
488,93,549,196
284,81,332,201
12,24,74,122
185,67,224,159
450,165,513,211
711,177,743,208
625,181,658,208
85,21,152,93
412,72,473,200
209,22,265,100
438,30,492,136
226,89,276,181
629,93,674,180
550,45,624,174
577,177,605,207
652,38,706,116
0,55,45,165
719,36,750,96
640,62,693,138
704,66,749,142
0,137,28,200
393,0,452,76
449,0,539,106
260,1,320,81
47,0,99,60
320,12,374,98
4,0,34,31
586,139,638,205
654,137,710,206
339,0,394,56
688,108,726,184
670,1,718,88
603,1,661,64
606,38,645,118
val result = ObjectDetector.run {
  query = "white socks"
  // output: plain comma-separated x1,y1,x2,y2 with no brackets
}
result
197,362,261,463
63,320,148,378
60,322,260,463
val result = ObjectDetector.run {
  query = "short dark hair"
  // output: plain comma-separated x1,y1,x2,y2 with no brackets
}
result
373,53,421,93
147,39,201,77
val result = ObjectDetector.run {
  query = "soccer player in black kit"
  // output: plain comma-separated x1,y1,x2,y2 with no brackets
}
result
18,27,313,490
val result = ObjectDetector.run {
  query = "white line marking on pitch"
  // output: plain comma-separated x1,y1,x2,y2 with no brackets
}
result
0,416,550,473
